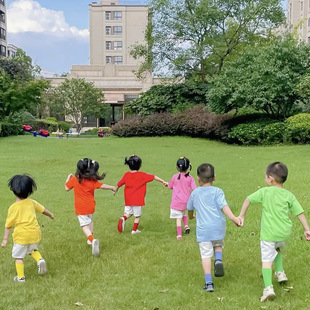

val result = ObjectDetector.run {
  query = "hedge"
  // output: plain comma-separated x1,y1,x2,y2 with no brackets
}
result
0,123,23,137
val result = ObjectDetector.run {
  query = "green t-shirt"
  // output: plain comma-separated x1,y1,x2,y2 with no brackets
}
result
248,186,304,242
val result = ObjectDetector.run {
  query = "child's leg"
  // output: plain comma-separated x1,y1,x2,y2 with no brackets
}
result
133,216,140,232
176,218,182,239
199,242,214,292
274,246,288,283
15,258,25,279
30,248,47,275
118,206,133,233
214,243,224,277
262,262,273,287
82,225,94,243
183,215,190,234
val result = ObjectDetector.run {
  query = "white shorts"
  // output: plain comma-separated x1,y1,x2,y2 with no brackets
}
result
170,209,186,219
124,206,142,217
199,240,224,259
12,243,39,259
77,214,93,227
260,241,285,263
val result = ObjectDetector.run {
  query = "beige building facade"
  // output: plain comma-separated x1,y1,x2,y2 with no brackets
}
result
287,0,310,43
49,0,160,129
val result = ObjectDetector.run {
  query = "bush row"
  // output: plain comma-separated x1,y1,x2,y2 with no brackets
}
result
0,123,23,137
112,108,310,145
112,106,231,139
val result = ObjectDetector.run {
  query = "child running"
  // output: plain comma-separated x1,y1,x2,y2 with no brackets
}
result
116,155,168,234
239,162,310,302
65,158,116,256
187,163,240,292
1,174,54,282
168,156,196,240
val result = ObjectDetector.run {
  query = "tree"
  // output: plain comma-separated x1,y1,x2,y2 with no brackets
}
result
131,0,284,81
207,34,310,119
125,82,210,115
51,78,106,132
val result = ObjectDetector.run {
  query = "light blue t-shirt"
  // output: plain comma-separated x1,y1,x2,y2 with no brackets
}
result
187,186,228,242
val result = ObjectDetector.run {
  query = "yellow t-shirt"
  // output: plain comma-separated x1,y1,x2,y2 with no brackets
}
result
5,198,45,245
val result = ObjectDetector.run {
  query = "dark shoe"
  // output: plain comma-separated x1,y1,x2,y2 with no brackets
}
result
184,225,190,234
203,282,214,292
214,259,224,277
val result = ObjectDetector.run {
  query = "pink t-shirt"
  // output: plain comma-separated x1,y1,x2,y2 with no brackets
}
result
168,173,196,211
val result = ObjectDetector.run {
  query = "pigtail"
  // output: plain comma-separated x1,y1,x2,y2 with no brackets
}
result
76,158,105,182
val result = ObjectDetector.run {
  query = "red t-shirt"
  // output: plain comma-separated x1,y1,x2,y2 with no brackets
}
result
66,176,103,215
117,171,155,206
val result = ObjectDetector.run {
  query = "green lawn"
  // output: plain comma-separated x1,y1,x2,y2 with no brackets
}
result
0,135,310,310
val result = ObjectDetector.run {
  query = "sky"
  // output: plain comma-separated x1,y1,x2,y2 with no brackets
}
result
6,0,287,76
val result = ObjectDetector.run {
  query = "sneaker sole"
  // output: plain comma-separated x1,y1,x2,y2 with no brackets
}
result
214,261,224,277
118,218,124,233
185,228,190,234
92,239,100,256
38,260,47,275
260,293,276,302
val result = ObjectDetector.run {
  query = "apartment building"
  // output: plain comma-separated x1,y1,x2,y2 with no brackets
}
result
7,43,18,57
49,0,161,128
287,0,310,43
0,0,7,57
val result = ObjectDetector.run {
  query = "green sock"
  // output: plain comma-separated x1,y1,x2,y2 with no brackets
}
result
274,252,283,272
262,268,272,288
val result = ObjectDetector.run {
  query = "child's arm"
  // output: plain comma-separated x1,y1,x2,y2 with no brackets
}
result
65,174,73,191
154,176,168,187
238,198,251,226
1,227,11,247
297,213,310,241
188,210,195,219
222,205,242,226
43,208,54,219
101,184,117,193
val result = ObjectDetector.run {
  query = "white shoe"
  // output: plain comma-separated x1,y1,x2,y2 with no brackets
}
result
131,230,141,234
37,258,47,275
92,239,100,256
14,276,25,283
275,271,288,283
87,239,92,245
260,285,276,302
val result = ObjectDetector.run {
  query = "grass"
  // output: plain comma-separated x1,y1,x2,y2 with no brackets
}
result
0,135,310,310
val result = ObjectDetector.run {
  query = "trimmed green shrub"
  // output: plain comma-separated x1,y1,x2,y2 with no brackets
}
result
0,123,23,137
33,119,58,132
58,121,73,133
284,113,310,143
227,119,282,145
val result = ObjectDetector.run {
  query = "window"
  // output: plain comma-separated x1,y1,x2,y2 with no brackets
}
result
113,26,122,35
113,11,122,20
106,26,112,35
106,56,112,64
308,19,310,27
0,27,5,40
0,0,4,6
106,41,112,50
125,94,139,103
106,11,111,20
114,56,123,64
0,10,5,23
308,37,310,44
301,2,303,11
0,44,6,56
113,41,122,50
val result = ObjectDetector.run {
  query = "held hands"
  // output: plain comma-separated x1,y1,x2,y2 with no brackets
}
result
162,181,168,187
232,216,243,227
304,230,310,241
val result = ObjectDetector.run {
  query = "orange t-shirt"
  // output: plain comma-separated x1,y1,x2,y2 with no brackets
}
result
66,176,103,215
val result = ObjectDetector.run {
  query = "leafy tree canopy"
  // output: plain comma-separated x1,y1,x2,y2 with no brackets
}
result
51,78,106,132
207,34,310,119
131,0,284,81
125,82,210,115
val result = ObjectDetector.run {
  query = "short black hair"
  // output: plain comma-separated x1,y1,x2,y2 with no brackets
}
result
124,155,142,171
8,174,37,199
197,163,214,183
266,162,288,184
